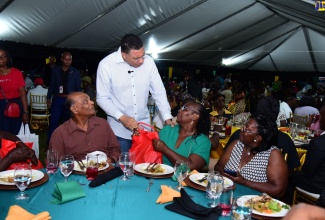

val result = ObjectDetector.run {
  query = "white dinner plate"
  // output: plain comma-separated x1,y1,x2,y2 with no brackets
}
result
134,163,174,176
0,169,44,186
189,173,234,188
238,195,290,217
73,160,109,172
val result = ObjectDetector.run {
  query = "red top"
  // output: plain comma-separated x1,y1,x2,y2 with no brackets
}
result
0,68,25,99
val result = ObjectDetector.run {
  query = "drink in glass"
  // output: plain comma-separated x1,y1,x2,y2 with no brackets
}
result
225,121,232,136
59,155,74,182
219,186,233,216
231,197,252,220
14,164,32,200
86,155,98,180
206,171,224,207
174,160,189,190
126,152,135,177
46,148,58,174
314,130,322,138
119,152,132,181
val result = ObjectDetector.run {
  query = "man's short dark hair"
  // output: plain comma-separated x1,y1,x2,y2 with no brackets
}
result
121,34,143,54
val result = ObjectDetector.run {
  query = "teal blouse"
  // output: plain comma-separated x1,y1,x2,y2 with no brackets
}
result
158,125,211,167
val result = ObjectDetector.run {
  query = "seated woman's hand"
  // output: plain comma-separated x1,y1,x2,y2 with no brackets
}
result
152,139,167,153
6,143,38,166
225,171,247,185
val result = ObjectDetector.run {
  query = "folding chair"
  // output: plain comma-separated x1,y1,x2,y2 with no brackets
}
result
293,187,319,205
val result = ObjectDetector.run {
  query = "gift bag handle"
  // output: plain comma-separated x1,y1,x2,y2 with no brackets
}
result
138,122,155,132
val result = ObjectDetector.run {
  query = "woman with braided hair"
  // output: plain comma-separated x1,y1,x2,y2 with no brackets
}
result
215,114,288,197
152,100,211,172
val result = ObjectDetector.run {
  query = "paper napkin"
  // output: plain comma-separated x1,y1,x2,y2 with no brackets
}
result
6,205,51,220
51,181,86,204
156,185,181,204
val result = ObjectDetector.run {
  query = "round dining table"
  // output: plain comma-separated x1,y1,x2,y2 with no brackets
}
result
0,167,262,220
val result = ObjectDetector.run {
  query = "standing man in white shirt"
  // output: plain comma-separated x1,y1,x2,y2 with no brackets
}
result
96,34,173,152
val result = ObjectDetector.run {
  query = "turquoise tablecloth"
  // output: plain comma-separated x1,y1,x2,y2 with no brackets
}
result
0,168,260,220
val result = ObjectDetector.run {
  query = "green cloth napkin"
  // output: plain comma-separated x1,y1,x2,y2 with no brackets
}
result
51,181,86,204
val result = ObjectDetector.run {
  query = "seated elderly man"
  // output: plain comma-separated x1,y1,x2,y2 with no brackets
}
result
49,92,120,163
0,131,38,171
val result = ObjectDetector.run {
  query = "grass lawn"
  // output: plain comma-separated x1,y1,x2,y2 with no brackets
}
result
34,107,107,167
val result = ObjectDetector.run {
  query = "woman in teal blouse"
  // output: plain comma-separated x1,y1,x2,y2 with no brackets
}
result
152,100,211,171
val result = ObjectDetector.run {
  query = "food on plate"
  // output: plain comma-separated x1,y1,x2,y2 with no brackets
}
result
87,161,107,170
143,163,165,173
245,194,289,214
196,175,208,184
279,127,289,132
0,173,35,183
0,175,14,183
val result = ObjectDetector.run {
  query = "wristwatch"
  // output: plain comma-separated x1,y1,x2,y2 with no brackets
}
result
23,111,29,114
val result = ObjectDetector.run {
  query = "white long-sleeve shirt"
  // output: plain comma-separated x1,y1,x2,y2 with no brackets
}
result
96,47,172,139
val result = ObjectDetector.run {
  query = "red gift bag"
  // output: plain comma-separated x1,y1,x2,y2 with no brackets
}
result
129,122,162,164
0,139,43,170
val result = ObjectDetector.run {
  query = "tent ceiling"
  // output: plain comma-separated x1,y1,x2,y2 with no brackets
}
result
0,0,324,72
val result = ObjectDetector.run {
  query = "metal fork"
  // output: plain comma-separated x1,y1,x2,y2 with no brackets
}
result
146,178,154,192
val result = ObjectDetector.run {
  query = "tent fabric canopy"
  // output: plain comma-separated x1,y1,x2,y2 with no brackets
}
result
0,0,324,72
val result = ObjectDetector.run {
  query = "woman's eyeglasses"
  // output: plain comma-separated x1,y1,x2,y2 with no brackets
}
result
180,105,199,114
216,99,225,103
241,126,257,134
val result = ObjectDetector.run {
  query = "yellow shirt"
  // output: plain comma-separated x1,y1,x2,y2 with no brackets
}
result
210,109,231,117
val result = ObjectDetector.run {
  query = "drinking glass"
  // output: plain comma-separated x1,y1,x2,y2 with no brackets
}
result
174,160,189,190
119,152,132,181
86,155,98,181
14,164,32,200
59,155,74,182
225,121,232,136
219,186,233,216
126,152,135,177
206,171,224,207
46,148,58,174
231,197,252,220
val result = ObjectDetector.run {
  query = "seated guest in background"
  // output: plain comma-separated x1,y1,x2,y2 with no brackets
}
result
152,100,211,172
225,96,300,172
209,94,231,122
228,87,246,116
294,95,319,116
0,131,38,171
27,78,48,107
220,82,233,105
153,93,179,129
81,76,96,102
215,114,288,197
49,92,120,163
280,96,296,124
285,104,325,203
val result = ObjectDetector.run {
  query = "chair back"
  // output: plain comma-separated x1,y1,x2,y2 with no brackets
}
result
30,94,50,130
30,95,47,110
